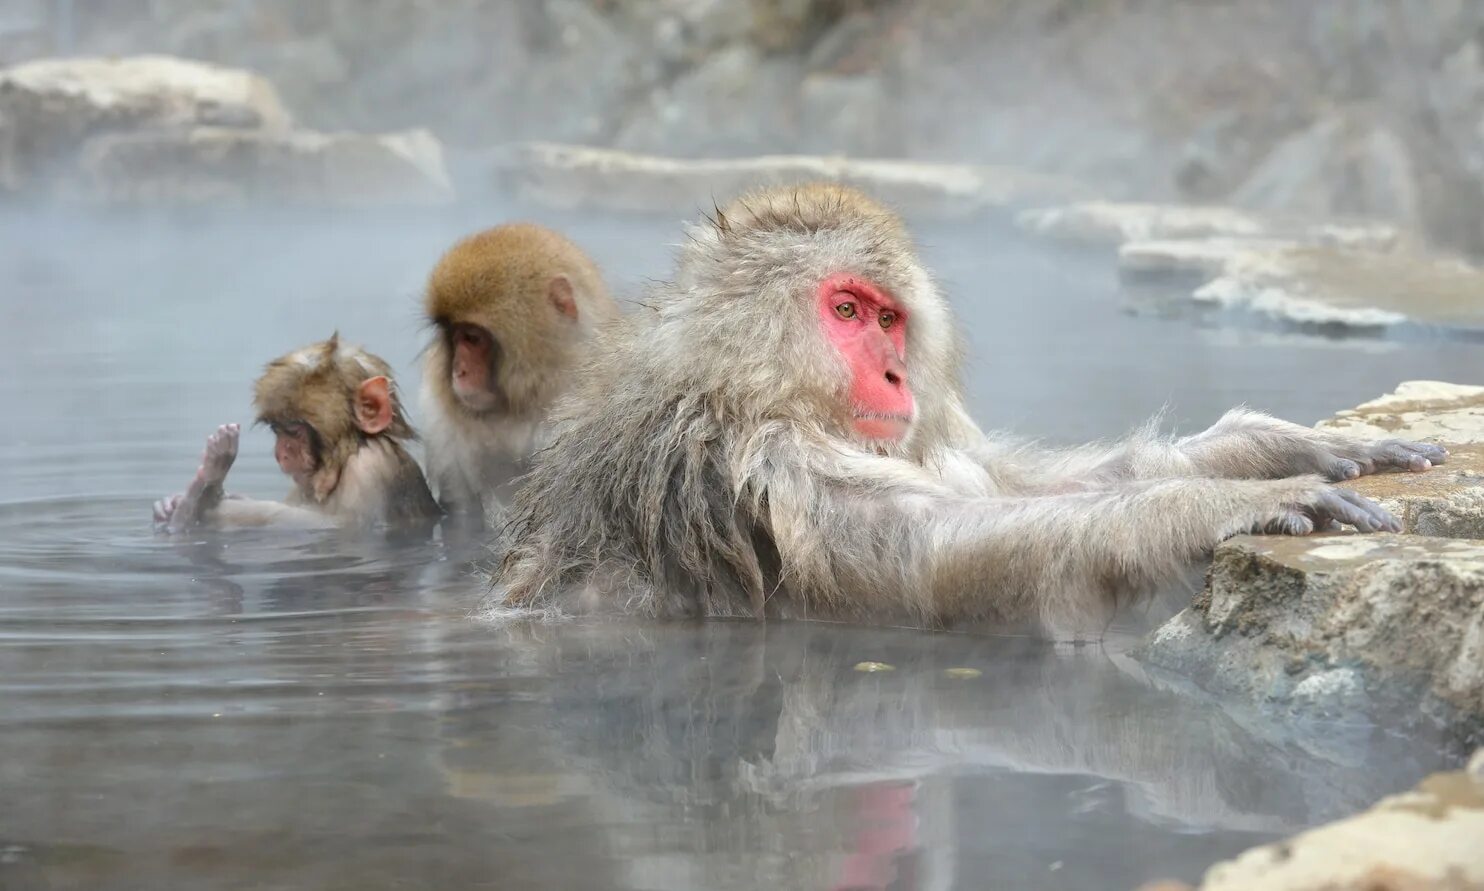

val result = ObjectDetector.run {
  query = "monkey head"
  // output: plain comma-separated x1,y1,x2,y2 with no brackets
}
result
253,334,416,502
669,183,962,456
424,223,610,420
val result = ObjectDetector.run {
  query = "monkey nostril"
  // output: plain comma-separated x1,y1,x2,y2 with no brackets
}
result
884,370,901,387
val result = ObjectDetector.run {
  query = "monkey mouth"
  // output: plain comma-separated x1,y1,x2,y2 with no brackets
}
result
852,412,913,443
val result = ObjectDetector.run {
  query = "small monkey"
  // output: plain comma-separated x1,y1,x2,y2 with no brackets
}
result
421,223,620,526
154,334,441,533
488,184,1443,635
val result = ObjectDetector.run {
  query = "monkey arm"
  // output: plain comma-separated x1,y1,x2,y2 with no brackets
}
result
776,461,1397,633
1173,408,1447,481
210,497,336,529
959,409,1447,494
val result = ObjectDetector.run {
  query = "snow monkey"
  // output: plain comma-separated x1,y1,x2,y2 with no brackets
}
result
487,184,1446,634
153,334,441,533
421,222,620,526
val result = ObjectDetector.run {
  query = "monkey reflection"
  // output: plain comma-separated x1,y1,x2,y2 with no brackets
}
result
434,620,1426,891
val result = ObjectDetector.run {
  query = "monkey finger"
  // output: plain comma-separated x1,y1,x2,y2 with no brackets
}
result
1323,489,1400,533
1264,510,1315,536
1324,457,1362,482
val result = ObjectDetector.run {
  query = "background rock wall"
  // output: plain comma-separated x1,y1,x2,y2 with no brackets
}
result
3,1,1483,252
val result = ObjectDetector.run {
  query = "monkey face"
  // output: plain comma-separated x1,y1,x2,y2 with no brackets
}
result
816,273,915,444
271,421,320,487
446,322,507,414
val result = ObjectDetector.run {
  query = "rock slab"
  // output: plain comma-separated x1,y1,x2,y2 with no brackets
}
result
1137,381,1484,745
1020,200,1484,335
1140,751,1484,891
494,142,1088,219
0,55,452,208
1137,534,1484,740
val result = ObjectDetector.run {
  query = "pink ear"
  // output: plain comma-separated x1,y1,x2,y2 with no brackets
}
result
355,376,394,435
549,274,578,321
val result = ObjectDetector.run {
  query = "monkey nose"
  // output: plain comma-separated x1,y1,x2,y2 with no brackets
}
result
883,355,907,387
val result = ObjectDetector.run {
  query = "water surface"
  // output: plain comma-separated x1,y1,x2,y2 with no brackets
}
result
0,208,1470,890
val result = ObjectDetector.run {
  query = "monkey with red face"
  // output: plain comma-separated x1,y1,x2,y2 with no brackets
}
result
153,334,441,533
421,223,619,527
487,184,1444,635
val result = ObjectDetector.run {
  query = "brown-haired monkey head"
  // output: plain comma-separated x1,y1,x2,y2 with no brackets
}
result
256,375,400,504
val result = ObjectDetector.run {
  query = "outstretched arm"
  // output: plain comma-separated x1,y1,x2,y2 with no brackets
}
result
153,424,330,532
775,457,1397,635
960,409,1446,495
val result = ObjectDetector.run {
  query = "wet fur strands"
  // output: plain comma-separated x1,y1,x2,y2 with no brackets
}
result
485,184,1441,637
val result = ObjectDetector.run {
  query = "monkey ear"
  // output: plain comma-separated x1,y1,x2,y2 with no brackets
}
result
548,274,579,322
354,376,395,436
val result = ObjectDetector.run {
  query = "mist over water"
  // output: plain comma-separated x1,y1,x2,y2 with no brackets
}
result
0,204,1471,889
2,1,1482,887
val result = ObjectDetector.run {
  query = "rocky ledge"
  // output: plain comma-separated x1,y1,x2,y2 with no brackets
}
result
1140,750,1484,891
1018,200,1484,336
0,55,451,207
492,142,1089,219
1136,381,1484,747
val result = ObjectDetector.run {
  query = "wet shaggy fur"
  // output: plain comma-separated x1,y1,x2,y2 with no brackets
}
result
486,183,1430,635
254,334,438,524
421,223,619,520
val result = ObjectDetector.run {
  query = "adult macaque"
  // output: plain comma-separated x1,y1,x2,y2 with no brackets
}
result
421,223,620,525
154,334,441,533
488,184,1444,635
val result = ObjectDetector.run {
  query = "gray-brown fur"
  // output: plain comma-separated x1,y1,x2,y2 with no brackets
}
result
486,183,1442,635
156,335,441,534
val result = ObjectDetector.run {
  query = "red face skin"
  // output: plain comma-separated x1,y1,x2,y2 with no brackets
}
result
816,273,914,444
449,322,501,411
273,422,318,489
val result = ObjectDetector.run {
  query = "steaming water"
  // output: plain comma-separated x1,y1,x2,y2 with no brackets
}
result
0,207,1471,890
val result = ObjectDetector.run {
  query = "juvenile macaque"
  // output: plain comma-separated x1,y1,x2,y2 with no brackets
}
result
421,223,620,525
154,334,440,533
488,184,1444,635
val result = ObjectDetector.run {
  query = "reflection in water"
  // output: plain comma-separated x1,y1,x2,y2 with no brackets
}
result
0,211,1473,890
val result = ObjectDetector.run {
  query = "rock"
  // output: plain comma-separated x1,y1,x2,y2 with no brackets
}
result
1116,235,1484,333
1189,244,1484,333
1322,382,1484,538
1177,753,1484,891
1137,533,1484,742
611,44,801,158
73,126,453,208
0,54,291,193
1137,381,1484,745
1017,201,1400,252
1230,108,1423,235
495,142,1088,219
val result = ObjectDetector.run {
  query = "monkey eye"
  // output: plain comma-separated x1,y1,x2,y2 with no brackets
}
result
878,310,897,329
834,302,857,320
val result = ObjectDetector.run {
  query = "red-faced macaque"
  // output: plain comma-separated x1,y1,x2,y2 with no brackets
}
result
486,183,1446,635
421,223,620,526
153,334,441,533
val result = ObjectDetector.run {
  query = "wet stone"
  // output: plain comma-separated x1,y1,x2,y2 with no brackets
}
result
1015,201,1399,252
1136,381,1484,747
1165,752,1484,891
1323,382,1484,538
493,141,1089,219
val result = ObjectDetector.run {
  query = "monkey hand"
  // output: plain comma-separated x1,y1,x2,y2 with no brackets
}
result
1184,410,1447,483
1248,478,1401,536
1304,433,1448,482
154,424,240,534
